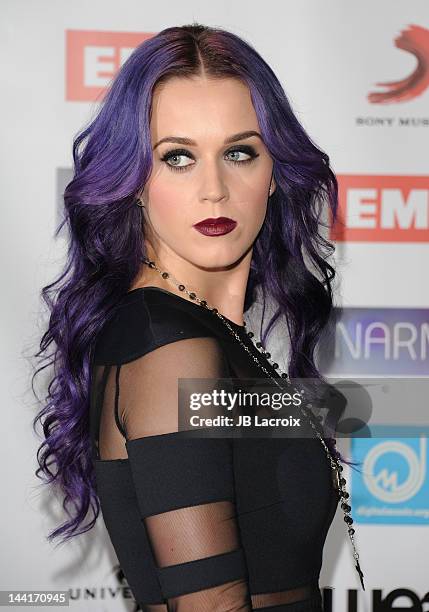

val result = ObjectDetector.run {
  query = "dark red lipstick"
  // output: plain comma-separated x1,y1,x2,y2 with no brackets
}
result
193,217,237,236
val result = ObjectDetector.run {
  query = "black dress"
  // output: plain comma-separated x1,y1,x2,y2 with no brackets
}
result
89,286,340,611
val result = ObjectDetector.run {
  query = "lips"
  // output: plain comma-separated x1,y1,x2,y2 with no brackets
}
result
193,217,237,237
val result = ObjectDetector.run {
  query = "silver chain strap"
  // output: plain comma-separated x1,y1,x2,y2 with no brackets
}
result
141,258,365,590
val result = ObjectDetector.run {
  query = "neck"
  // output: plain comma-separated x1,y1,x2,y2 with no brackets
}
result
131,246,252,327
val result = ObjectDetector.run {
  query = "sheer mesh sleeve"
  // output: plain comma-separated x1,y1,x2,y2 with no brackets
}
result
118,336,253,611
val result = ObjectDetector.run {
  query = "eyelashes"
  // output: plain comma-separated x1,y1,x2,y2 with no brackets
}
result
160,145,259,173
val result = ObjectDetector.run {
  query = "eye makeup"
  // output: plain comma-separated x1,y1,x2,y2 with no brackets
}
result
160,145,260,173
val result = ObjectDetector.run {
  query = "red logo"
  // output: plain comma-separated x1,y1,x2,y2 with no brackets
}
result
66,30,155,102
330,175,429,242
368,24,429,104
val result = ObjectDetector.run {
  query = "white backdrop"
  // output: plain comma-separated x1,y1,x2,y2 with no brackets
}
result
1,1,428,610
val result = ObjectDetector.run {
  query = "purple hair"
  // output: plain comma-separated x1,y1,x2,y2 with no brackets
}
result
32,22,351,545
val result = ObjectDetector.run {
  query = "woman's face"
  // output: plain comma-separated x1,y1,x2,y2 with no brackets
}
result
140,76,275,271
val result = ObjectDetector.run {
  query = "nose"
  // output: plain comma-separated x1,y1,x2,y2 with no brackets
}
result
199,160,228,204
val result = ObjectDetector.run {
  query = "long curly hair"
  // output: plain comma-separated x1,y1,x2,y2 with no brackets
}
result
32,22,346,545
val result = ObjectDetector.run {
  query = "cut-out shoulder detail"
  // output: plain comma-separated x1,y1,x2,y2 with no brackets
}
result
120,336,230,440
93,335,233,459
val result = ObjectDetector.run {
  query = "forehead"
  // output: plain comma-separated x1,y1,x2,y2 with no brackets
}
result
149,76,259,141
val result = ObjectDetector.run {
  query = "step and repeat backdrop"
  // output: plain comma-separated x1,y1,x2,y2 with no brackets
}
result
2,1,428,611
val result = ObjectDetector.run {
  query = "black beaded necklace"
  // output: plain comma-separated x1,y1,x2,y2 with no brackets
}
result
141,257,365,591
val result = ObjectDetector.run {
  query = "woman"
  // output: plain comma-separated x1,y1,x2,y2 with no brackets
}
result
33,23,364,611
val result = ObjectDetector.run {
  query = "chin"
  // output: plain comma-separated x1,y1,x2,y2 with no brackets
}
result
186,248,249,272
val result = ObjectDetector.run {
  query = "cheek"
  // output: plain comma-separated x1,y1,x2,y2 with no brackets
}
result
237,183,269,232
234,162,271,213
146,181,188,229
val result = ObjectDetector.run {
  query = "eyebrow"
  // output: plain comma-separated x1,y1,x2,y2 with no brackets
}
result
153,130,263,150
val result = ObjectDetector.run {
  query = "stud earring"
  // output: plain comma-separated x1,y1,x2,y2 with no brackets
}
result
135,197,145,209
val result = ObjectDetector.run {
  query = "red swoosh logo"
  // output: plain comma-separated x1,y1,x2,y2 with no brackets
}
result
368,24,429,104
